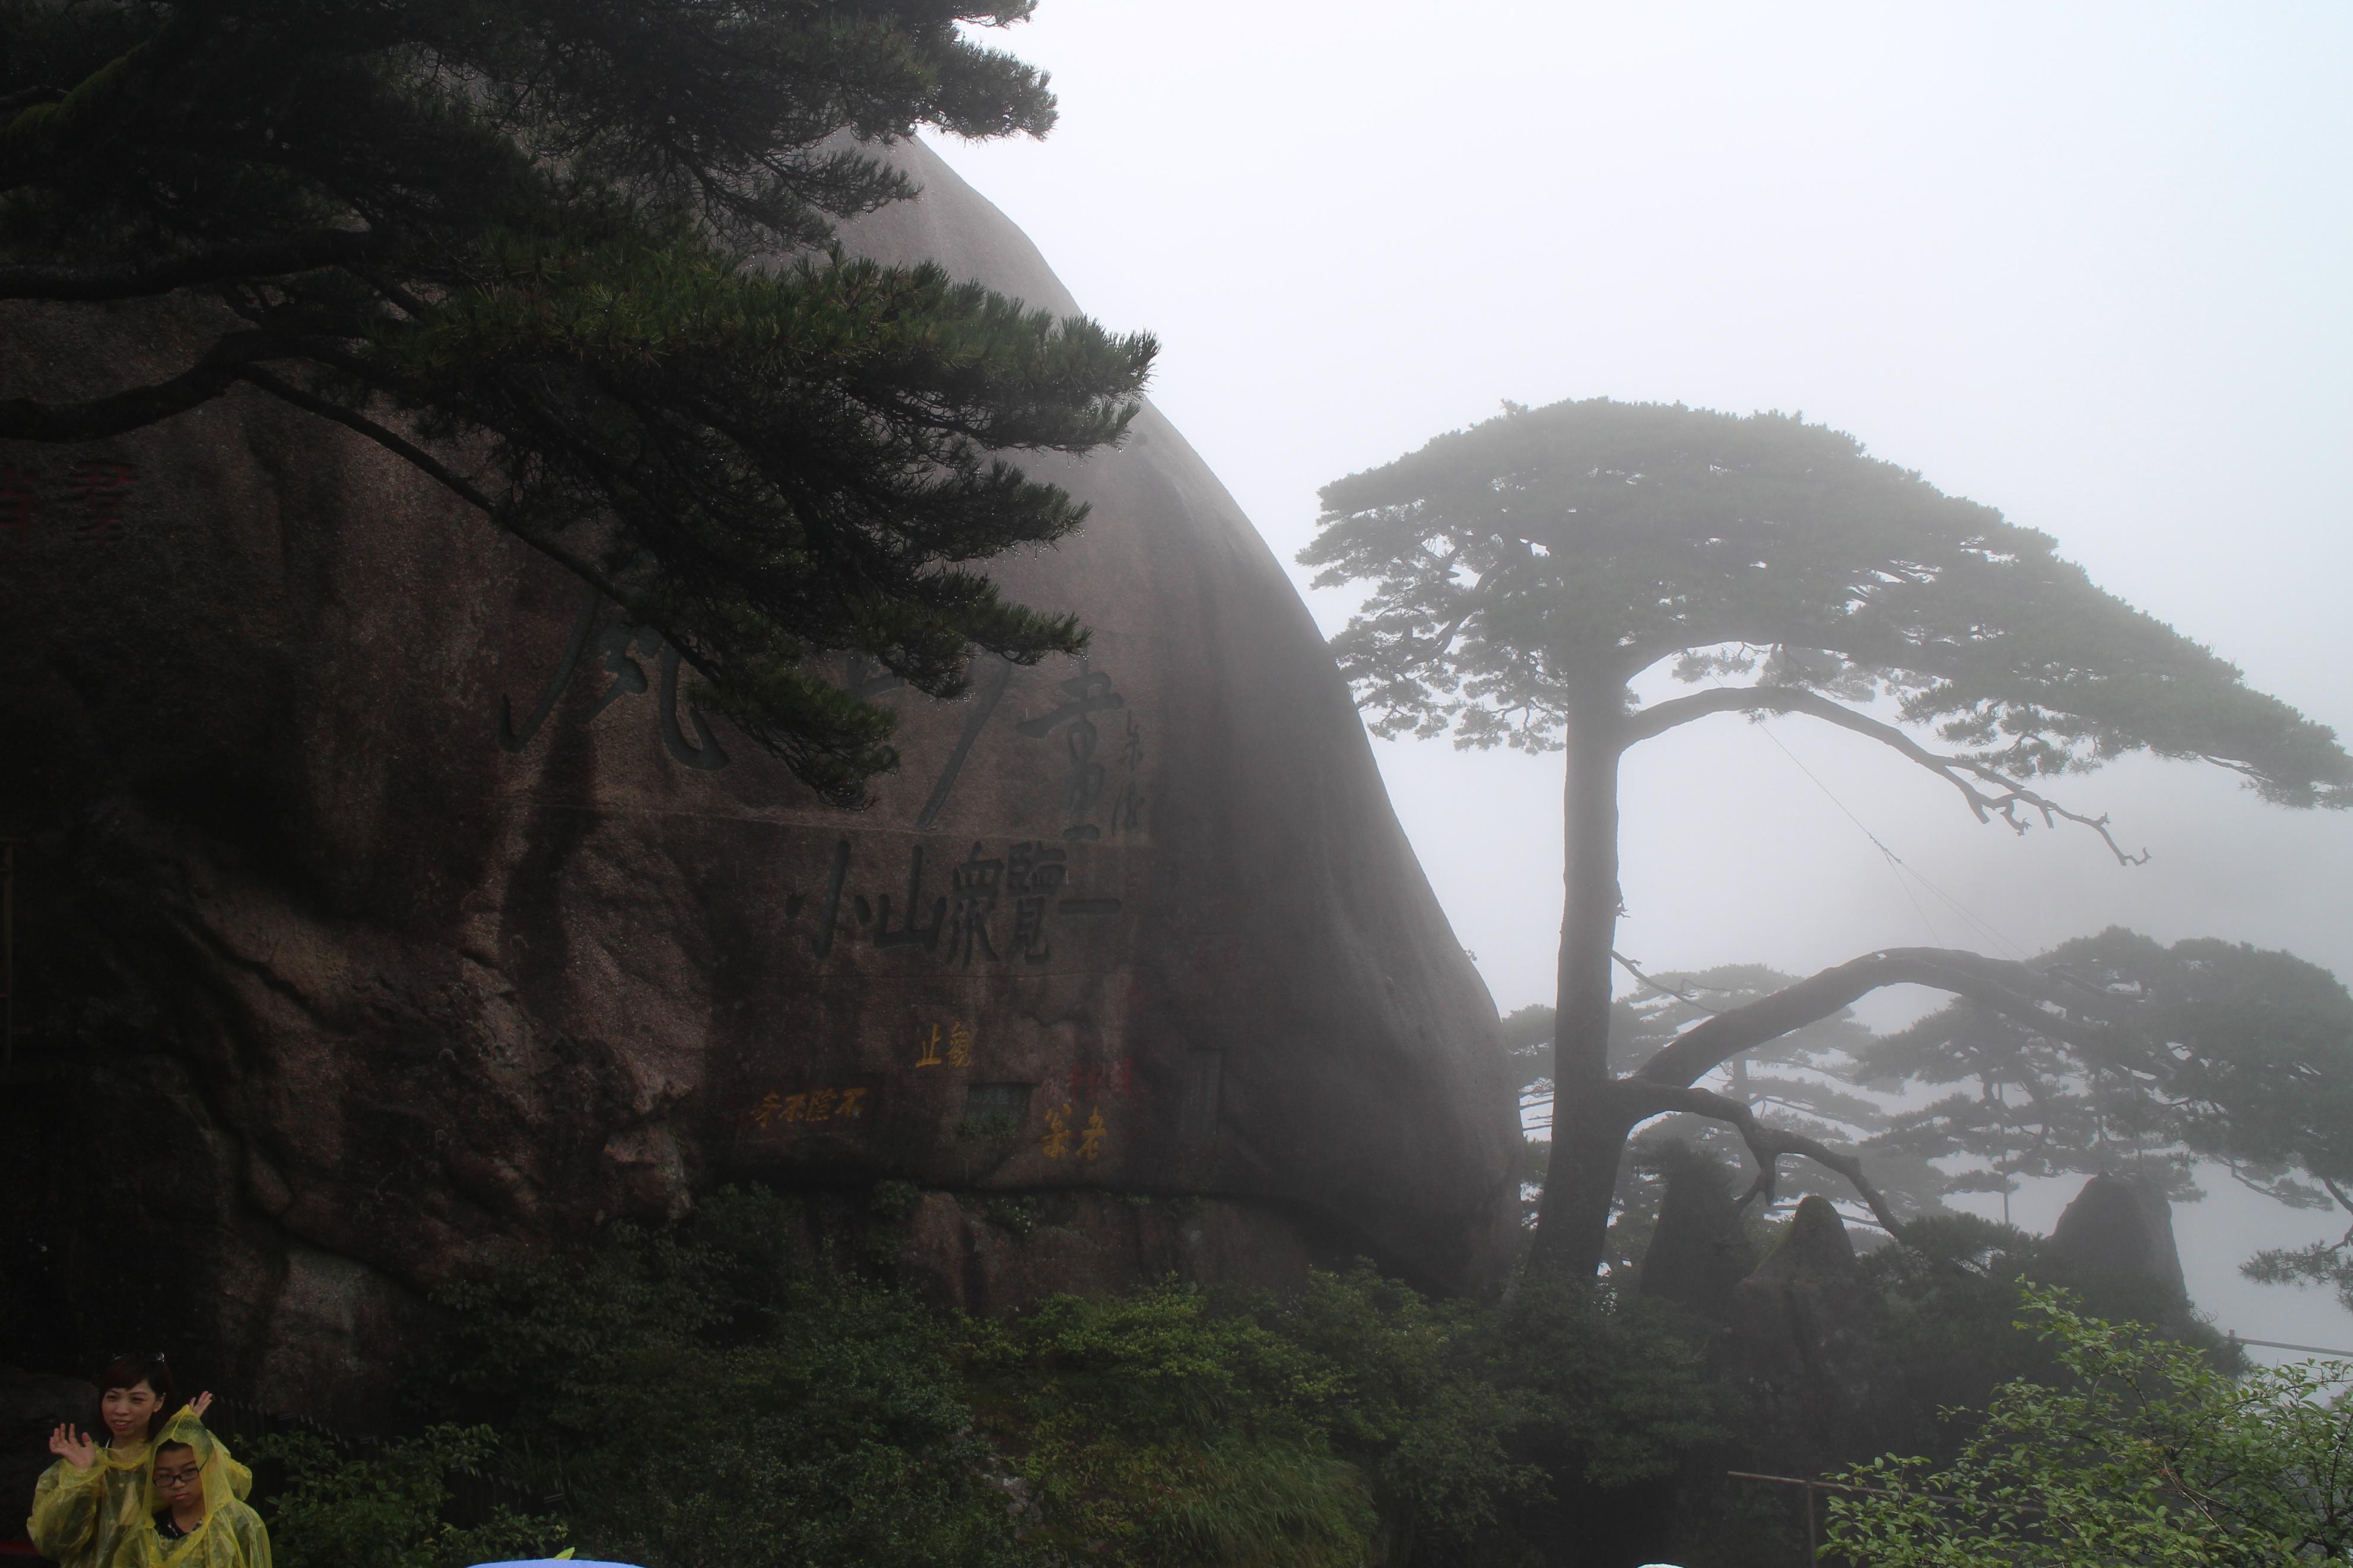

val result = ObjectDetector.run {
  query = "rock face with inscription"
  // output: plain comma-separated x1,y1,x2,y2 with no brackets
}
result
0,143,1520,1417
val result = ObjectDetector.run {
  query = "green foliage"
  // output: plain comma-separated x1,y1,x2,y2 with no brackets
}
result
437,1187,1031,1568
425,1189,1730,1568
1301,397,2350,804
869,1179,926,1223
1475,1275,1728,1494
1,0,1157,802
1864,928,2353,1297
963,1264,1725,1568
1827,1288,2353,1566
964,1284,1376,1568
1852,1214,2234,1469
1610,966,1948,1227
244,1426,560,1568
1307,396,2349,1278
980,1195,1040,1235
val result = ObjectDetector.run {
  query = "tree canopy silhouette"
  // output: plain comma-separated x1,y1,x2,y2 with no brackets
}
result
1304,396,2353,1275
0,0,1156,802
1865,928,2353,1308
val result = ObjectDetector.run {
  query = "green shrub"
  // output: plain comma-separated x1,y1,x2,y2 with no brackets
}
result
963,1283,1377,1568
436,1187,1029,1568
1829,1287,2353,1566
245,1426,560,1568
424,1188,1732,1568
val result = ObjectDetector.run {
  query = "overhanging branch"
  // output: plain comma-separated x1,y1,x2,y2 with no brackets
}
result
1632,946,2136,1092
0,230,385,301
1613,950,1719,1013
1617,1078,1906,1235
0,330,290,439
1622,683,2151,865
232,365,631,610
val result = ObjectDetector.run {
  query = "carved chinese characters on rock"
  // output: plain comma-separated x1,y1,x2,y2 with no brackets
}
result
0,459,139,545
492,578,1155,853
750,1084,874,1130
1016,671,1119,839
499,581,729,769
789,839,1121,969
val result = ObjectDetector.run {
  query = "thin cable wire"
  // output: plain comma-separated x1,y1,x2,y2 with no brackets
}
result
1742,708,1946,946
1725,689,2036,962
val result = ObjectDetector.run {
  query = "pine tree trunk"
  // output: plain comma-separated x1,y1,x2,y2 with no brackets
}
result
1528,673,1634,1278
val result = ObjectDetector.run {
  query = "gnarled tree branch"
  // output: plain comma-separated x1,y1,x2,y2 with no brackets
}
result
231,365,633,615
0,330,292,440
0,230,385,300
1632,945,2137,1093
1614,950,1720,1012
1617,1078,1907,1236
1621,683,2151,865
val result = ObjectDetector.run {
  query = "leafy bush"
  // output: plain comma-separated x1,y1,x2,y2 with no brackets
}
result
1856,1212,2237,1467
436,1187,1030,1568
1829,1287,2353,1566
244,1426,560,1568
964,1283,1377,1568
421,1187,1731,1568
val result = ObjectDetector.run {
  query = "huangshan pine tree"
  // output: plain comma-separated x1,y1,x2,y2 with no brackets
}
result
1862,928,2353,1307
0,0,1155,802
1303,397,2353,1277
1504,966,1948,1260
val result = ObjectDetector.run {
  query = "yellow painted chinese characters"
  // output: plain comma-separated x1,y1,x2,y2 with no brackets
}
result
751,1085,871,1128
1038,1102,1108,1163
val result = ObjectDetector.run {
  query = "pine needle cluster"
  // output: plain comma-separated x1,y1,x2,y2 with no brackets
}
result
1,0,1156,799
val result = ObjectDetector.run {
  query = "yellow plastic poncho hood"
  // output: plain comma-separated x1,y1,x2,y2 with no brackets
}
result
125,1410,268,1568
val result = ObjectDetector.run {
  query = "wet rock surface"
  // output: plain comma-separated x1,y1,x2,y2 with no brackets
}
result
2050,1172,2188,1303
0,142,1518,1420
1718,1196,1874,1472
1635,1149,1758,1321
0,1370,98,1542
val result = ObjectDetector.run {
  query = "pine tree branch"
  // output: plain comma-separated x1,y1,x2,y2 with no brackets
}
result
230,365,634,615
1612,950,1720,1013
0,330,291,440
1632,946,2133,1092
0,231,386,301
0,12,207,189
1621,683,2152,864
1616,1078,1907,1235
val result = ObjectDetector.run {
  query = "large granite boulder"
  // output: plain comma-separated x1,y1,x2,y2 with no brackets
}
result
1719,1197,1875,1472
0,141,1519,1419
1635,1144,1757,1321
2050,1172,2189,1303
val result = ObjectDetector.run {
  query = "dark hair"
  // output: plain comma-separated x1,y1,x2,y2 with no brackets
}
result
94,1353,175,1442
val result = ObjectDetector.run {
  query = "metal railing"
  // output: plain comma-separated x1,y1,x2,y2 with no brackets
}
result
1728,1470,2045,1565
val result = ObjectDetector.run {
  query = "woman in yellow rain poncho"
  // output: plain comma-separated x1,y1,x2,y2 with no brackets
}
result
28,1354,217,1568
122,1407,269,1568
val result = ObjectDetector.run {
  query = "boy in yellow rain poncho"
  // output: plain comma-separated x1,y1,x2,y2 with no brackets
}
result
121,1408,271,1568
28,1354,207,1568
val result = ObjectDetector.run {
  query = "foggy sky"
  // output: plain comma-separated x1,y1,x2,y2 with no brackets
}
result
932,2,2353,1348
